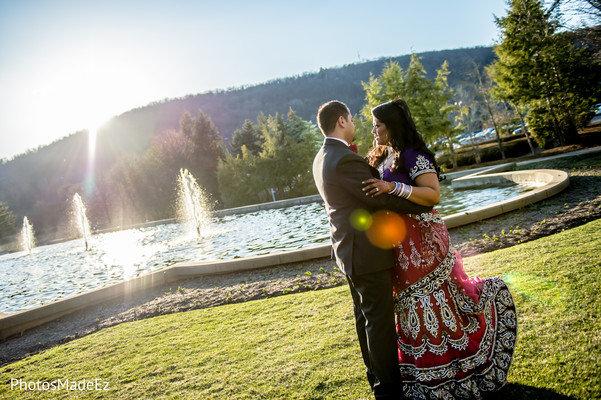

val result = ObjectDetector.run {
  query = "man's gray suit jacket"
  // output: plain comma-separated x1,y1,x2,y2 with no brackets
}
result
313,139,431,276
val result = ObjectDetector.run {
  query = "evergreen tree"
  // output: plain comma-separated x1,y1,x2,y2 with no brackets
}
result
256,112,298,200
0,201,16,240
230,119,263,157
180,110,223,196
217,147,262,207
399,54,440,140
284,108,322,196
360,55,461,165
217,110,320,208
425,60,463,168
489,0,601,147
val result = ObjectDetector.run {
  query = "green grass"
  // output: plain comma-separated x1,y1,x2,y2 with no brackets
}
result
2,219,601,399
463,219,601,400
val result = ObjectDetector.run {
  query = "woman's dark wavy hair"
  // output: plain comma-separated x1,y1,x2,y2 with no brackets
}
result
366,98,443,181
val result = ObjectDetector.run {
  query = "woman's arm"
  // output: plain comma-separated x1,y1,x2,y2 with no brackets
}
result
334,153,432,215
362,172,440,207
411,173,440,206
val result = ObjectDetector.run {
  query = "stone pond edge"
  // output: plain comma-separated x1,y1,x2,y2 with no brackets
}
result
0,167,569,340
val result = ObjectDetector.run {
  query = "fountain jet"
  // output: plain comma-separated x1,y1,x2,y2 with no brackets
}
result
73,193,91,250
20,216,35,254
177,169,210,237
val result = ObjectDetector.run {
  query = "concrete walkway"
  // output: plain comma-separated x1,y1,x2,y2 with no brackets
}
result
515,146,601,166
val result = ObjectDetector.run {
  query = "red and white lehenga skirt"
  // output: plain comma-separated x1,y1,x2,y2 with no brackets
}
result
391,211,517,399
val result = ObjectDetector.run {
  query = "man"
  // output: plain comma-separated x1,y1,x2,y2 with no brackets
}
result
312,100,430,399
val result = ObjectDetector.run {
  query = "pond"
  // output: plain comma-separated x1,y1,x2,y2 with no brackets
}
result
0,183,531,314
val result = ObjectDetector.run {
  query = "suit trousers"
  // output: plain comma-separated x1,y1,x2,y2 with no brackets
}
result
347,269,403,399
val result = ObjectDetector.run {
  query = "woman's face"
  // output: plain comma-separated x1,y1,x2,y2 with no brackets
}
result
372,116,390,146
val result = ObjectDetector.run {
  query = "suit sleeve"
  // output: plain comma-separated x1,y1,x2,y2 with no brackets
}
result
335,153,432,214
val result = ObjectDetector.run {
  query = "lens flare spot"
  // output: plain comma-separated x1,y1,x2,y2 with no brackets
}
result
366,210,406,249
503,273,564,306
350,209,372,231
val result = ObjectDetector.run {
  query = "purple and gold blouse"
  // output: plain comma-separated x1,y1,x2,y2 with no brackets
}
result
380,148,437,184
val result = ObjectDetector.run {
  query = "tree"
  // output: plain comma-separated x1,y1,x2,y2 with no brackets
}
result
84,109,224,228
217,109,320,208
550,0,601,21
126,147,178,221
256,109,320,200
548,0,601,60
179,110,223,195
454,83,487,165
486,76,537,155
217,146,262,207
474,63,506,159
283,109,323,196
0,201,16,240
100,157,141,227
489,0,601,147
229,119,264,157
359,58,406,151
425,60,463,168
360,55,462,167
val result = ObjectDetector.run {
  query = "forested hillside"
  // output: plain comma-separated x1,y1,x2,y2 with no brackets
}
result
106,46,494,148
0,46,495,240
2,1,598,256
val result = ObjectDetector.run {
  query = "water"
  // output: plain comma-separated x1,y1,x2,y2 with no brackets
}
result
72,193,91,251
0,184,531,314
436,183,527,216
20,217,35,254
177,169,211,237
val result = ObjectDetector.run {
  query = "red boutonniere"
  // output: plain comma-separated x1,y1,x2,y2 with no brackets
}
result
349,143,358,153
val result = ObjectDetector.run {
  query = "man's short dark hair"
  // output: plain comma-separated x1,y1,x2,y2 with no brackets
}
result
317,100,350,136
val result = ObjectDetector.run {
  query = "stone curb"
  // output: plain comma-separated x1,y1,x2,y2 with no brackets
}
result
0,169,569,340
0,245,331,340
445,169,569,228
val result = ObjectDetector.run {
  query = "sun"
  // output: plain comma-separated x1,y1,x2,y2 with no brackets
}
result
26,46,158,193
29,47,157,151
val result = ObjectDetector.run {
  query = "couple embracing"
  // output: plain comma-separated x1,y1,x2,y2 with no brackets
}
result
312,100,517,400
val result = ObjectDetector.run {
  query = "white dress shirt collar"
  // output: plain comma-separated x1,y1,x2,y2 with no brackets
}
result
325,137,350,147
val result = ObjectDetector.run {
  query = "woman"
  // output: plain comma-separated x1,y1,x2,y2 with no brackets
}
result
362,98,517,399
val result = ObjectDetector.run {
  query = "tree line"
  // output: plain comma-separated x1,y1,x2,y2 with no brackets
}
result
0,0,599,247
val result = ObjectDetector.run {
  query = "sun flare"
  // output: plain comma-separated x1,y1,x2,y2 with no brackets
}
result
30,47,157,149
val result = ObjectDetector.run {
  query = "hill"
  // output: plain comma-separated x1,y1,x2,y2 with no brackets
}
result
102,46,494,147
0,46,495,236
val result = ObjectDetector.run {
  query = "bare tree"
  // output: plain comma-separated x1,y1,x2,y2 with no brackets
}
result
549,0,601,19
473,61,506,159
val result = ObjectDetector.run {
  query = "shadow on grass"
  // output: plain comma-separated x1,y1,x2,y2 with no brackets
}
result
489,383,577,400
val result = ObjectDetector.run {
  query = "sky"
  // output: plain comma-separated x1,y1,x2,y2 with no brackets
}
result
0,0,512,161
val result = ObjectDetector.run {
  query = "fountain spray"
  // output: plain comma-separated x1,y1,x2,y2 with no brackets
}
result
177,169,210,237
72,193,91,250
20,216,35,254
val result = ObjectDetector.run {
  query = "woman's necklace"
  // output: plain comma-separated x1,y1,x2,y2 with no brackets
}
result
377,148,395,178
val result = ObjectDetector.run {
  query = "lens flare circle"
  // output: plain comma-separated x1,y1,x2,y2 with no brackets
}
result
350,209,372,231
366,210,406,249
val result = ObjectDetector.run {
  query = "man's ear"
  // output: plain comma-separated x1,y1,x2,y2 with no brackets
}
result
338,115,347,128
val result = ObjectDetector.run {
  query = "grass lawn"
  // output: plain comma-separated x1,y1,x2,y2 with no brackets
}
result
1,219,600,399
